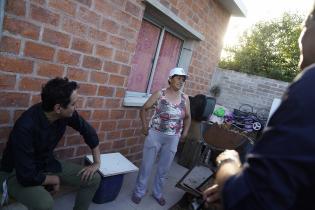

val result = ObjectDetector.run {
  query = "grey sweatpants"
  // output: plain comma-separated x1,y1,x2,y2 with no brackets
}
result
0,161,101,210
134,129,180,199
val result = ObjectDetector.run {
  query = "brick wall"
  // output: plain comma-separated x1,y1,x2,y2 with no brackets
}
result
210,68,289,116
0,0,229,164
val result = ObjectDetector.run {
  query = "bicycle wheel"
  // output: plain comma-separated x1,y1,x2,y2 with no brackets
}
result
239,104,253,113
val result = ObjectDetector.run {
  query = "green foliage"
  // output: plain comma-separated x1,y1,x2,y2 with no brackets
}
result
219,13,304,82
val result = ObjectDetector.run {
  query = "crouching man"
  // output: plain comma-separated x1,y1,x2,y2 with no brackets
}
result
0,77,101,210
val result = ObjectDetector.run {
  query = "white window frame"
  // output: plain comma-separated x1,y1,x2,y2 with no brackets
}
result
123,0,204,107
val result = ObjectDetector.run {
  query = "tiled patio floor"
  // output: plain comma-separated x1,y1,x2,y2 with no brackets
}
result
4,160,188,210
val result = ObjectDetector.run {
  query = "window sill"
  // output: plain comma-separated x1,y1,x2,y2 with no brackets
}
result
123,91,151,107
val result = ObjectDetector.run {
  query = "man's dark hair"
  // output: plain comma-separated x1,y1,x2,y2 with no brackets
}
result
41,77,78,112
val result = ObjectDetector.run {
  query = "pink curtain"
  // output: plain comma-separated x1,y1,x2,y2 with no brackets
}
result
127,20,160,92
151,31,182,93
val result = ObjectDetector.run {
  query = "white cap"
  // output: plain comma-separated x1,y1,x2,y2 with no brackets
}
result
169,67,187,78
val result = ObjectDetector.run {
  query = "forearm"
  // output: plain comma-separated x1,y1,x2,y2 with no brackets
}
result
182,116,191,135
215,162,241,187
140,108,147,128
92,145,101,166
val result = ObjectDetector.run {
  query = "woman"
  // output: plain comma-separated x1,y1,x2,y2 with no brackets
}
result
132,67,191,206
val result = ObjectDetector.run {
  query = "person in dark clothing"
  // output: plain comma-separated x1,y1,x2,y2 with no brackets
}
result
203,3,315,210
0,78,101,210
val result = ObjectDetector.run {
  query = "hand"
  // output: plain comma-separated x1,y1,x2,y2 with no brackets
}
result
203,184,221,205
43,175,60,195
179,133,187,142
216,150,241,168
142,126,149,136
78,162,100,182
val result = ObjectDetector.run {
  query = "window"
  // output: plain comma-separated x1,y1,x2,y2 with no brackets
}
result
123,0,204,107
127,19,183,94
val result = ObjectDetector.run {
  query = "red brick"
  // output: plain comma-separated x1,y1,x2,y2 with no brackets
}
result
57,50,81,66
54,147,75,159
3,16,40,40
6,0,26,16
91,110,109,120
110,110,125,119
103,61,120,73
115,87,125,98
66,67,89,81
78,83,97,95
42,28,70,48
30,4,60,26
109,35,126,50
125,1,141,18
129,17,142,31
24,41,55,61
119,25,137,40
111,0,126,9
31,94,41,105
49,0,77,16
101,18,119,34
117,119,131,129
86,97,104,108
90,121,101,131
98,86,114,97
62,17,88,37
74,0,92,7
82,56,102,70
88,28,108,43
71,38,93,54
107,131,121,140
0,55,33,74
105,98,121,108
120,64,131,76
112,139,126,149
37,62,64,77
0,73,16,90
66,134,84,146
76,145,90,156
108,74,125,86
32,0,46,5
100,121,117,131
0,110,10,124
78,7,101,27
0,36,21,54
99,142,112,151
19,77,47,91
126,109,138,119
90,71,108,84
114,50,130,63
95,45,113,59
0,127,12,140
94,0,114,16
112,10,131,25
13,110,25,123
127,137,138,146
121,129,135,138
129,145,142,153
0,92,30,107
77,110,91,120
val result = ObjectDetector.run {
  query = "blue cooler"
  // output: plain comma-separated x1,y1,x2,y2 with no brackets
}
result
92,174,124,204
85,153,138,204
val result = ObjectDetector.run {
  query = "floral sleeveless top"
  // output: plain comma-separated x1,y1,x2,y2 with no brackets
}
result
149,89,186,135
